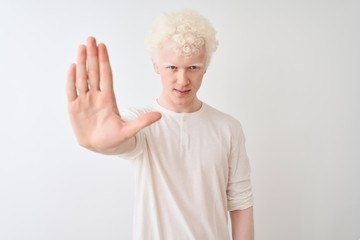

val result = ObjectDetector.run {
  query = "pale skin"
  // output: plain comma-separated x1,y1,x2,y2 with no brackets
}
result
152,41,206,113
66,37,161,154
230,207,254,240
67,36,254,239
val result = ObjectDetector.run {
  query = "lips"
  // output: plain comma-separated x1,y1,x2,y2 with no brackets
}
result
174,89,191,95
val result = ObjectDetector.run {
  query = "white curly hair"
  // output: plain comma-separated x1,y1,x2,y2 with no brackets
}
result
145,9,218,67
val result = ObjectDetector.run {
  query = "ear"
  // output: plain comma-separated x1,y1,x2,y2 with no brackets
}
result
152,59,160,74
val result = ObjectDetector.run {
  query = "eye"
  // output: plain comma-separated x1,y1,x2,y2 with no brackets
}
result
189,66,199,71
167,66,177,70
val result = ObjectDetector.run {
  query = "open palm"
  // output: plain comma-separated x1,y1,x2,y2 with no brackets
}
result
66,37,161,153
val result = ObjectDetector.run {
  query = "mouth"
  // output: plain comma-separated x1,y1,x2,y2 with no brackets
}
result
174,89,191,95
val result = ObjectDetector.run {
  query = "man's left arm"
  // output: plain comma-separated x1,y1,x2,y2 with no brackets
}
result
230,206,254,240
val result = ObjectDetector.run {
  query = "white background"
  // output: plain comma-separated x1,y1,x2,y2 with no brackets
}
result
1,0,359,239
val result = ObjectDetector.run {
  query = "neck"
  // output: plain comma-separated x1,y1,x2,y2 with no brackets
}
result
157,96,202,113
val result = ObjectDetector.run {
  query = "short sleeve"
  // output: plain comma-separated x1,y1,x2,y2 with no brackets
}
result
226,122,254,211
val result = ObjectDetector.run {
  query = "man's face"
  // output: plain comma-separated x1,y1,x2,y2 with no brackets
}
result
153,43,208,113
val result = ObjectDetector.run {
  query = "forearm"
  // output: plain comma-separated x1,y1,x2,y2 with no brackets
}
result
230,206,254,240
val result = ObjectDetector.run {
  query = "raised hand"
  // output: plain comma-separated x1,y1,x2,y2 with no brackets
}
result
66,37,161,154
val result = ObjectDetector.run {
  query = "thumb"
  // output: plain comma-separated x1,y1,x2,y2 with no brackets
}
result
125,112,162,136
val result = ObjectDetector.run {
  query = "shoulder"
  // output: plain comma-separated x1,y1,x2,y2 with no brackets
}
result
119,104,157,122
203,103,243,130
202,103,246,145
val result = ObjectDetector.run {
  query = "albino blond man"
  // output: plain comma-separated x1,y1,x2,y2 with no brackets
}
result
67,9,254,240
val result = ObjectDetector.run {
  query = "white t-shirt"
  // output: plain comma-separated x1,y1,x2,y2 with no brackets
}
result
119,101,253,240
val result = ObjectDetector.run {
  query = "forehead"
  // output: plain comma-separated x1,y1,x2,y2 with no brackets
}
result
157,43,207,65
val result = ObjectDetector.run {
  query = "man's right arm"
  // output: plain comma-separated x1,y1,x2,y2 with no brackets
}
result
66,37,161,155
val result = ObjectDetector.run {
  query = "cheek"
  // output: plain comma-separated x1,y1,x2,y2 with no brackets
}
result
160,73,174,86
161,72,174,81
193,73,204,84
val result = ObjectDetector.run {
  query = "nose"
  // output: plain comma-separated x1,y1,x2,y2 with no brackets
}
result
176,70,190,86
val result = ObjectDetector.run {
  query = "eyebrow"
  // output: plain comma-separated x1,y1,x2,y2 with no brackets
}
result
162,63,204,67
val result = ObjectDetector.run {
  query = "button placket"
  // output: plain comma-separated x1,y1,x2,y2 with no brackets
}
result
179,114,189,149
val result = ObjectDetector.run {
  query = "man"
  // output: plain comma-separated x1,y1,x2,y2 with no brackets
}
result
66,9,254,240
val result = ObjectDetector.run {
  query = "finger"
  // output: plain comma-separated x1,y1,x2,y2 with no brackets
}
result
86,36,100,91
98,43,113,91
66,63,77,101
126,112,162,136
76,44,89,94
